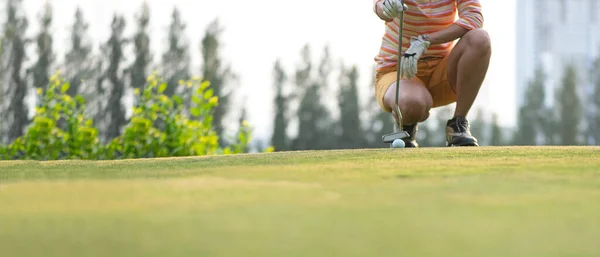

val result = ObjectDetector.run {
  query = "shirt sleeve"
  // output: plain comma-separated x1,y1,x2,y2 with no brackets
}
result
455,0,484,30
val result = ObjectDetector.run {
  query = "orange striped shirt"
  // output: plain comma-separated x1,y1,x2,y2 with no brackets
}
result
373,0,483,71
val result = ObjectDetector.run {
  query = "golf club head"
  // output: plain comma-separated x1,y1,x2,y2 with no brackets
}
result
382,131,410,144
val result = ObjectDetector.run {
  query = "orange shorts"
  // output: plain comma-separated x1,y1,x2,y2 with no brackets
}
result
375,55,456,112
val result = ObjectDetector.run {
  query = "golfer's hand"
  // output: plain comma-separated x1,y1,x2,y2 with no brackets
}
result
400,35,430,79
379,0,408,20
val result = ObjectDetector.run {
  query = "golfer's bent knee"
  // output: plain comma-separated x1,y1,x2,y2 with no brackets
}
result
465,29,491,54
398,97,429,124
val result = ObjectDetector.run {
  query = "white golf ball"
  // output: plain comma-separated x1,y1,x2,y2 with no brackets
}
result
392,139,405,148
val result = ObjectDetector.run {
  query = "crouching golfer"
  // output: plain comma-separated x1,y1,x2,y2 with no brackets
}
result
373,0,491,147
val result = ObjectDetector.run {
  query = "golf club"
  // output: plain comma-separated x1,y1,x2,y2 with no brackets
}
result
382,0,410,146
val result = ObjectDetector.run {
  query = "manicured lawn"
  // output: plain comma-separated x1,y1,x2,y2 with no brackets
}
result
1,146,599,257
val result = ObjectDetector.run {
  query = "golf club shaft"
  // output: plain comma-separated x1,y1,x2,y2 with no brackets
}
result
395,0,405,131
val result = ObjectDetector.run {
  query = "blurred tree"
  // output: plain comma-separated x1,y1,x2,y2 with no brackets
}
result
489,113,503,146
1,0,29,143
161,7,190,97
101,15,128,141
65,8,95,97
270,59,289,151
469,108,486,146
28,1,54,92
514,108,535,145
236,99,249,153
290,44,312,150
514,67,548,145
556,64,582,145
65,8,104,127
0,38,3,140
128,1,151,92
593,57,600,145
201,19,236,147
91,59,107,137
337,63,363,149
535,76,557,145
311,45,337,150
292,45,336,150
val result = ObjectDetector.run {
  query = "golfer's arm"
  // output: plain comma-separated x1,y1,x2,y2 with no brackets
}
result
429,0,483,45
427,24,469,45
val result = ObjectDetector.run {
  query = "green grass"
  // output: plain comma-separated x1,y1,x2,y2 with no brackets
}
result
1,146,600,257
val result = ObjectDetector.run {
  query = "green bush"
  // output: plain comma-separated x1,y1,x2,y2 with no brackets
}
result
106,74,224,159
4,74,101,160
1,72,260,161
0,144,8,160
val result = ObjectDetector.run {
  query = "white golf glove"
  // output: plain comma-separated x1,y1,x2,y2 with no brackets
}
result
380,0,408,20
400,35,431,79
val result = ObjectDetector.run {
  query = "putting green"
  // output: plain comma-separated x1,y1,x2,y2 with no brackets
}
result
1,146,599,257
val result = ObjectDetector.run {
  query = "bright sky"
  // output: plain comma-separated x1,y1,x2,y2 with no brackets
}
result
23,0,517,143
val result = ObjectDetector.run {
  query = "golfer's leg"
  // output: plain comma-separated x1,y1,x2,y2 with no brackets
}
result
447,28,492,117
383,79,433,125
